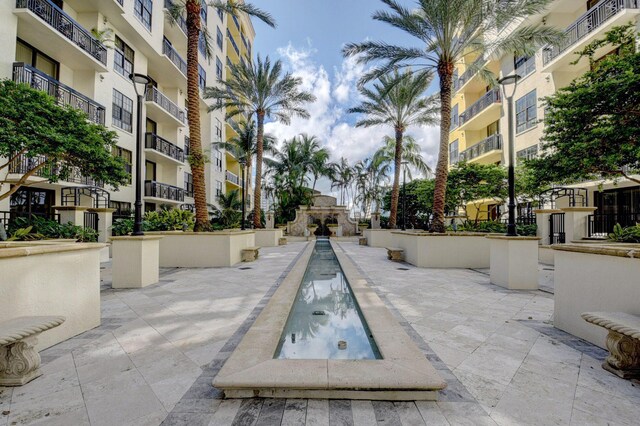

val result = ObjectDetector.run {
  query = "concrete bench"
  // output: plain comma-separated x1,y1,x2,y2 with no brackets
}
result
359,237,367,246
241,246,260,262
582,312,640,379
386,247,405,262
278,237,287,246
0,316,65,386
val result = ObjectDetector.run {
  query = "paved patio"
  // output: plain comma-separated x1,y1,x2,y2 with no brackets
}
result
1,241,638,425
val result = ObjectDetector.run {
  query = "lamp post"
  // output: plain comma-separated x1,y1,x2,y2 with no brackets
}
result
129,73,152,236
498,73,521,237
239,158,246,230
401,160,408,231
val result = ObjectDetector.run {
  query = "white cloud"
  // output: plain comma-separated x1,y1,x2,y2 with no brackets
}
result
264,42,441,195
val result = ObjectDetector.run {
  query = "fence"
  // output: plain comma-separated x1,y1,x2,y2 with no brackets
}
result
549,213,566,244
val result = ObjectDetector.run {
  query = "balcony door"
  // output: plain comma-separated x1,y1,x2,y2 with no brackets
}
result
146,118,157,134
145,160,156,181
15,39,59,79
10,187,56,218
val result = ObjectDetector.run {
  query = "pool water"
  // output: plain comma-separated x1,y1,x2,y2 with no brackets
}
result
275,240,381,360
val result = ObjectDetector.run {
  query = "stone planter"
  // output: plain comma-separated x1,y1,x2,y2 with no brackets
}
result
111,236,162,289
358,225,368,235
254,228,284,247
391,232,492,268
553,243,640,348
147,230,255,267
488,236,541,290
0,243,105,350
306,226,318,237
327,225,339,237
363,229,394,248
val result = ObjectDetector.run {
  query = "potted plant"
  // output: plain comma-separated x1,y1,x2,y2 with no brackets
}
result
358,221,369,234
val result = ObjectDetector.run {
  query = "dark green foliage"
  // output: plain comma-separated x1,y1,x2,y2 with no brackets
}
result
111,209,195,236
452,221,537,236
8,216,99,242
608,223,640,243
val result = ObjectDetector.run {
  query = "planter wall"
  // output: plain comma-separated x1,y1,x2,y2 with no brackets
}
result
364,229,394,248
254,229,284,247
539,246,554,266
553,244,640,348
391,232,491,268
0,243,104,350
148,231,255,267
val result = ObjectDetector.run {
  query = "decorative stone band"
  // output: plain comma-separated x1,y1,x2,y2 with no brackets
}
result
581,312,640,340
553,244,640,260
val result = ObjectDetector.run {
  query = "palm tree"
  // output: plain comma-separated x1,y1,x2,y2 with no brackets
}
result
213,119,276,213
205,56,316,228
215,188,242,228
349,69,438,228
344,0,560,232
296,134,332,191
331,157,354,206
166,1,276,231
373,135,431,179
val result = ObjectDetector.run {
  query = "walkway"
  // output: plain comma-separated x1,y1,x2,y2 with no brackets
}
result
1,241,638,425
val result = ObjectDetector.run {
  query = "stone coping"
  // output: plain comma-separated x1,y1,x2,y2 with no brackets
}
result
391,231,492,237
561,207,598,212
552,243,640,260
0,243,106,259
144,230,255,236
214,241,446,400
109,235,164,241
486,235,541,241
533,209,563,214
86,208,117,213
52,205,89,211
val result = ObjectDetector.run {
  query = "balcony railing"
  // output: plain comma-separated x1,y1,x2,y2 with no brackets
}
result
162,38,187,75
146,86,186,124
16,0,107,65
227,28,240,56
145,133,185,162
459,89,501,126
164,0,187,35
225,170,244,187
588,212,640,237
458,134,503,162
542,0,640,66
8,153,103,187
13,62,105,125
454,57,485,92
144,180,185,202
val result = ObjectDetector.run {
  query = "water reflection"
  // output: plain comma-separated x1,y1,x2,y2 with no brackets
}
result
275,241,381,359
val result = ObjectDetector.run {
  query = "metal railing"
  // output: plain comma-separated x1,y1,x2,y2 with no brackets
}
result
1,211,60,233
8,153,102,187
84,211,99,231
144,180,185,202
227,28,240,56
162,38,187,75
145,133,185,162
225,170,244,187
13,63,105,124
15,0,107,65
164,0,187,35
454,57,485,92
549,212,566,244
459,89,501,126
542,0,640,66
458,134,503,162
146,86,186,123
588,212,640,237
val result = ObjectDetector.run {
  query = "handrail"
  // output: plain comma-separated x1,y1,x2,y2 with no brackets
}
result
162,38,187,75
459,89,501,126
145,86,186,123
458,134,503,162
144,180,185,202
145,133,185,162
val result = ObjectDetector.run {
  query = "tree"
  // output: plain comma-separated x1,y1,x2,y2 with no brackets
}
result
373,135,431,180
330,157,354,205
527,25,640,186
447,162,508,221
205,56,316,228
344,0,560,232
349,69,437,228
166,1,276,231
212,188,242,228
0,80,129,201
353,157,390,218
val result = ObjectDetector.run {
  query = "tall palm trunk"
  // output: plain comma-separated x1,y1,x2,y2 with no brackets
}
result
431,61,454,233
253,111,265,228
388,127,404,229
245,156,252,215
186,1,208,231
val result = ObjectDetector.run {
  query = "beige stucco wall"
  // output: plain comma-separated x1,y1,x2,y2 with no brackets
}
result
553,246,640,348
488,237,540,290
391,232,491,268
364,229,394,248
254,229,284,247
0,244,103,350
149,231,255,267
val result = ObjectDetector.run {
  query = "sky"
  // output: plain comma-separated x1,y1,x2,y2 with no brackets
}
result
249,0,441,196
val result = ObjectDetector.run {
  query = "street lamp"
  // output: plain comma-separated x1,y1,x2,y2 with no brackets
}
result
238,157,247,230
129,73,152,236
401,160,408,231
498,73,521,237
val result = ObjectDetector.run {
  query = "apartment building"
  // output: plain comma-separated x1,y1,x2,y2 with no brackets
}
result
0,0,255,227
449,0,640,232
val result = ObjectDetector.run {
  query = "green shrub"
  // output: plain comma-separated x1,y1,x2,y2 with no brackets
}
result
608,223,640,243
453,220,537,236
7,216,98,242
111,209,195,236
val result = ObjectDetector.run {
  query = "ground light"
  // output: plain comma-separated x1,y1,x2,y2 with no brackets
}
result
129,73,152,236
498,73,521,237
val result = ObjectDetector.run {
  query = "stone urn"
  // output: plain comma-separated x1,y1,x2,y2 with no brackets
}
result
327,224,339,237
358,224,368,234
307,225,318,237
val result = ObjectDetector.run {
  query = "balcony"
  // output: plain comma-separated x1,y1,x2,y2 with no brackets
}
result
459,89,501,131
542,0,640,71
162,38,188,76
145,133,185,164
164,0,187,37
458,134,503,163
227,28,240,57
145,86,186,126
15,0,107,69
13,63,105,125
144,181,185,203
225,170,244,187
8,153,103,187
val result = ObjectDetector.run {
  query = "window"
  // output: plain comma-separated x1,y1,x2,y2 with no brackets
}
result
112,146,133,182
145,160,156,181
114,35,134,77
514,55,535,79
184,172,194,197
213,150,223,172
450,104,459,130
215,180,223,198
110,201,132,218
134,0,152,31
198,65,206,91
200,0,208,22
515,90,537,134
449,139,459,165
486,120,499,137
198,32,207,56
216,27,223,50
516,144,539,162
217,8,223,20
215,118,222,140
112,89,133,132
216,57,223,81
15,39,59,78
